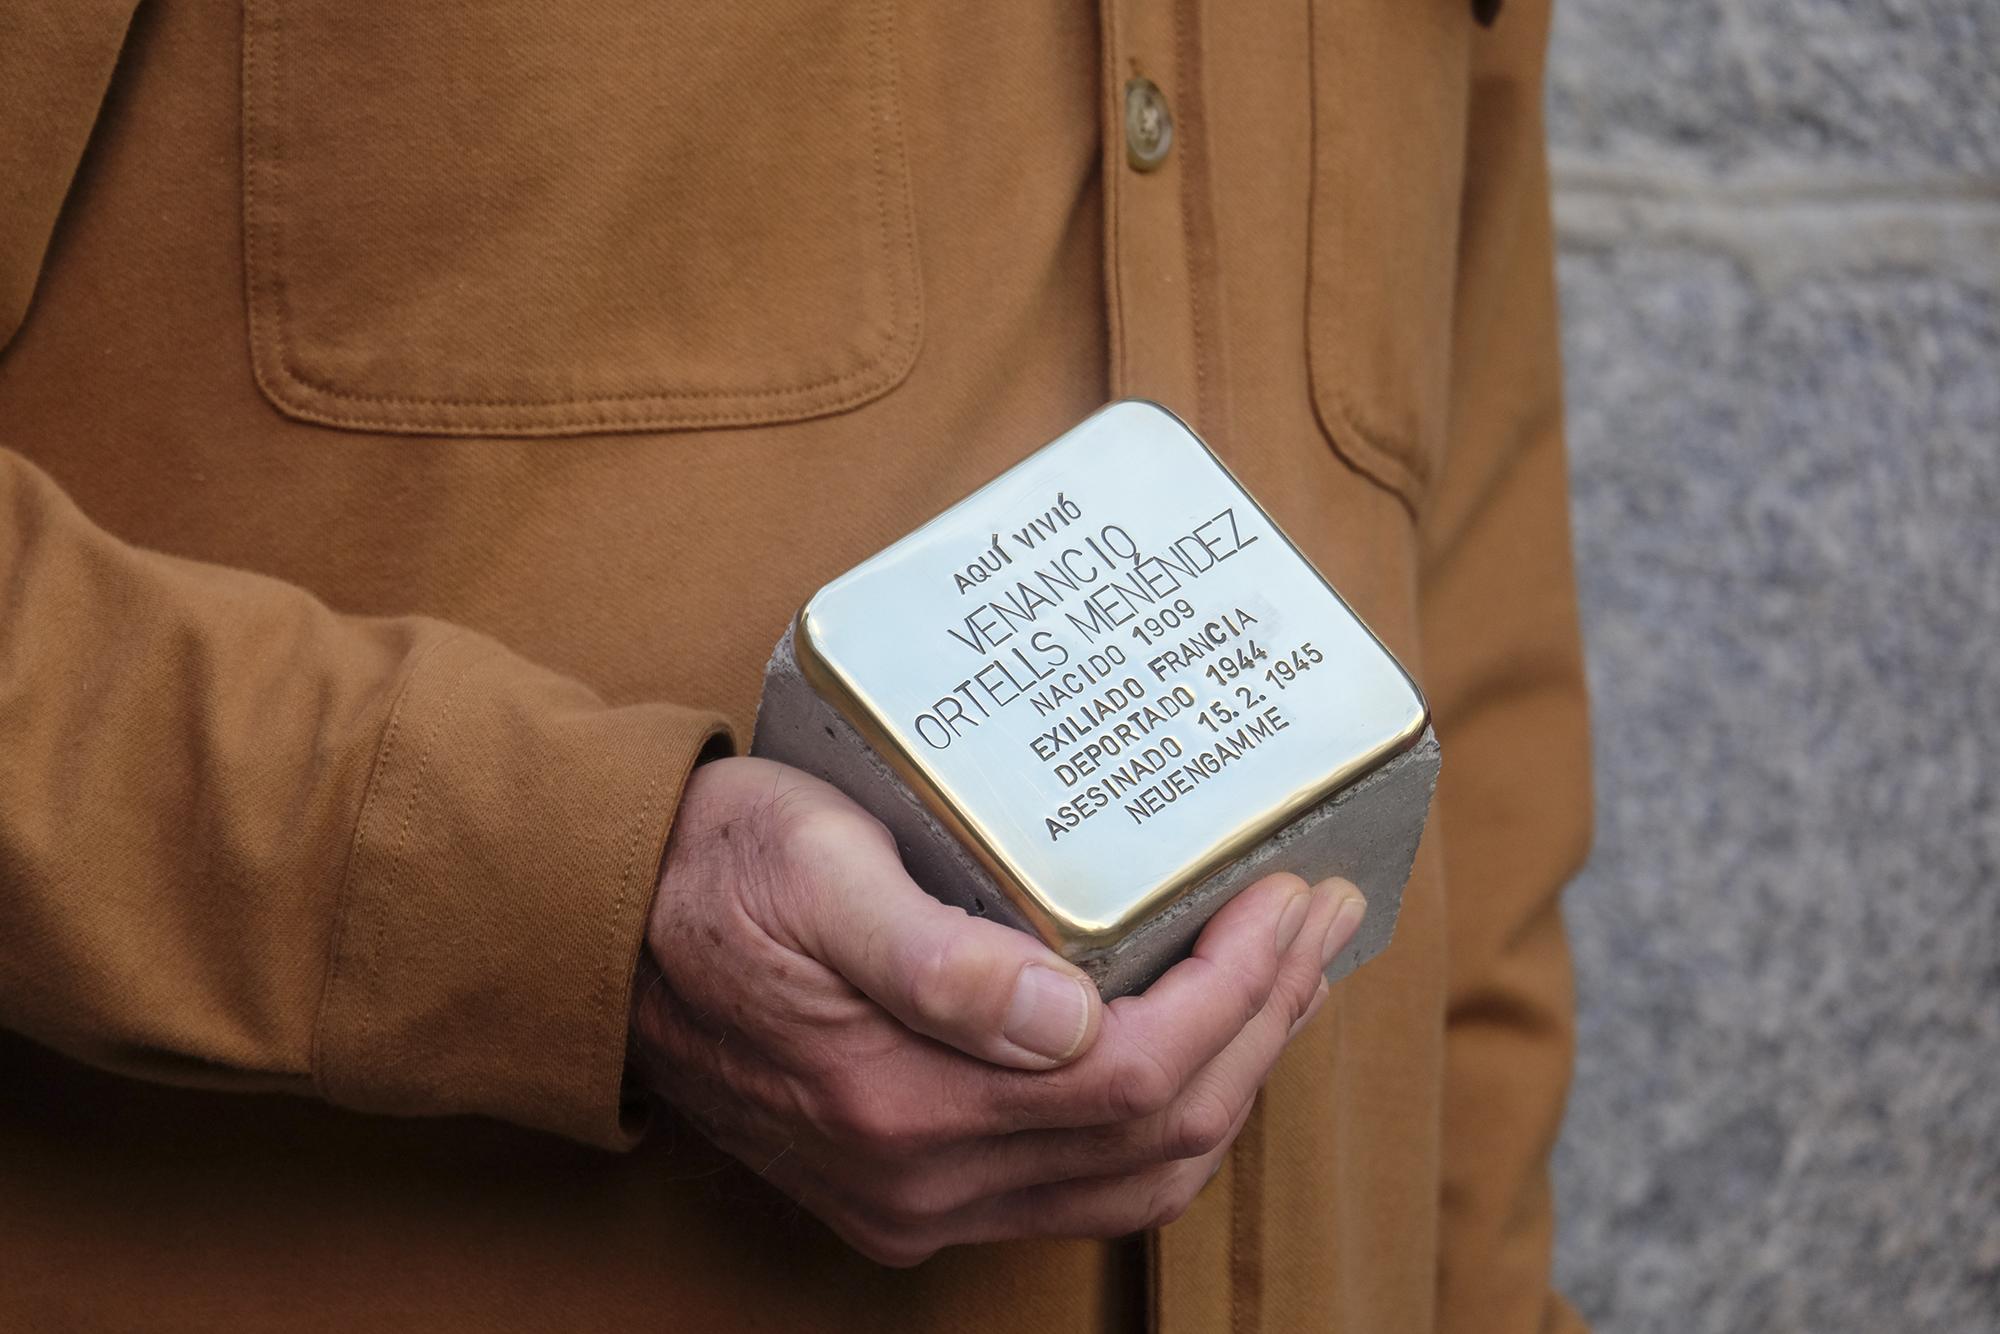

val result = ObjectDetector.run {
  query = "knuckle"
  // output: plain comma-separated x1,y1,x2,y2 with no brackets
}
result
1226,959,1270,1028
1182,956,1264,1032
845,1220,937,1269
784,802,891,862
873,1242,937,1270
1275,951,1330,1024
1107,1046,1181,1122
814,1077,906,1149
1161,1088,1236,1161
1287,970,1325,1023
1102,1176,1179,1237
902,927,976,1033
838,1070,966,1151
869,1170,962,1230
1141,1170,1203,1231
779,808,848,863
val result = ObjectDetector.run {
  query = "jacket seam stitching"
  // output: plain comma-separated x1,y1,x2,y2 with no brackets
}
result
1174,0,1214,436
1100,1,1128,393
308,629,465,1100
354,643,493,1088
590,731,674,1134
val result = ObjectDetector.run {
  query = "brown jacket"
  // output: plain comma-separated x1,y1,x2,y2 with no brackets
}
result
0,0,1591,1329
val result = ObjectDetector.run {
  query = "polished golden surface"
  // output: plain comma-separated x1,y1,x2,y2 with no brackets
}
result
793,401,1428,958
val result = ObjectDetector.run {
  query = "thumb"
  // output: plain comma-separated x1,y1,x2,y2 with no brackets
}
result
798,835,1102,1070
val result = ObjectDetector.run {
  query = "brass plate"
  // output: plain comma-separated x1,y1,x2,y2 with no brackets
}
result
794,401,1428,956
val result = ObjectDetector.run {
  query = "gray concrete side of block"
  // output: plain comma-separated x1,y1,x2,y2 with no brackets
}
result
750,621,1032,936
751,622,1438,998
1079,726,1438,998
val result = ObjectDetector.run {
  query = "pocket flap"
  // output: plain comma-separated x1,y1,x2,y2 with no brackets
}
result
242,0,922,436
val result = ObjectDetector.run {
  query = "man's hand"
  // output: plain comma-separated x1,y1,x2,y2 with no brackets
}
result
628,756,1365,1267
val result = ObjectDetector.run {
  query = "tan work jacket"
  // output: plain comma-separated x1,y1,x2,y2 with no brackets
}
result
0,0,1591,1329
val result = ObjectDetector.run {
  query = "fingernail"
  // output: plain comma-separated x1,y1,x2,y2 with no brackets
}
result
1319,893,1367,968
1004,965,1094,1062
1274,890,1312,955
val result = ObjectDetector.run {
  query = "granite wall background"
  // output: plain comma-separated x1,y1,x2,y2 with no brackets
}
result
1543,2,1999,1330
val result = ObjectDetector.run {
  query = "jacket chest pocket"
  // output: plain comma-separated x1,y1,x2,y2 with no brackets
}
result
1305,0,1472,510
242,0,921,437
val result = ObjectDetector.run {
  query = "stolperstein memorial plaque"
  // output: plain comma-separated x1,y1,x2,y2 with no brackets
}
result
753,400,1440,997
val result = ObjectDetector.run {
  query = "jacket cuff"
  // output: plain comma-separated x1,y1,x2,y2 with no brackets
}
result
312,629,733,1149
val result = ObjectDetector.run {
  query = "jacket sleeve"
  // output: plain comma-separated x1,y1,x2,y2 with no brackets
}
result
0,0,730,1153
1419,1,1593,1329
0,448,730,1149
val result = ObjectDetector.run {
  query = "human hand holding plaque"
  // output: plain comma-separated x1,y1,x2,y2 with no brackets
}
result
630,402,1430,1260
630,754,1363,1264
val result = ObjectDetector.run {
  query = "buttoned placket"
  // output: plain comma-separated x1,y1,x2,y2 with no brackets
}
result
1095,1,1256,1331
1097,0,1229,449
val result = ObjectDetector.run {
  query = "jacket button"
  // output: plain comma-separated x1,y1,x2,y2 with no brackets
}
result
1124,77,1174,172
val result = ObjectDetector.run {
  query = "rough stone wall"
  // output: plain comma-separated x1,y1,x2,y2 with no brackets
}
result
1543,3,2000,1330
